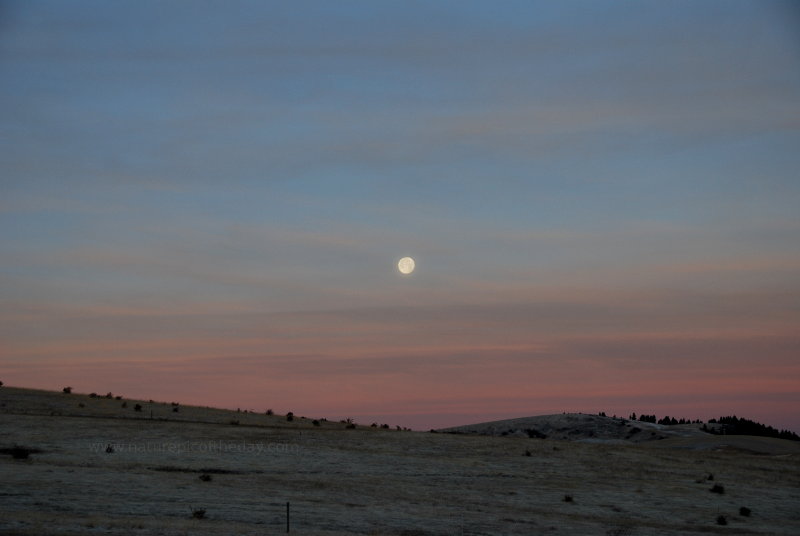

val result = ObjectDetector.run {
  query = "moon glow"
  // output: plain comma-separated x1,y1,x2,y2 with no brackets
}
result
398,256,415,275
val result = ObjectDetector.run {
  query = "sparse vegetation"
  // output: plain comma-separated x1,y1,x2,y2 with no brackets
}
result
525,428,547,439
1,445,42,459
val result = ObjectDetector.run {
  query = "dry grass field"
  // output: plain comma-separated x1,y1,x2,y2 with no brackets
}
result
1,386,799,535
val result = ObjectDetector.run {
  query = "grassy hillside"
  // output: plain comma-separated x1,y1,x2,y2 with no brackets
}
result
2,386,799,535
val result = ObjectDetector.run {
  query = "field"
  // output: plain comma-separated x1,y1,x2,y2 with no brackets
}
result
2,387,799,535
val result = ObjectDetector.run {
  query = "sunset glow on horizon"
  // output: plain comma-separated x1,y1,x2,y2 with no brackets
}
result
1,1,799,432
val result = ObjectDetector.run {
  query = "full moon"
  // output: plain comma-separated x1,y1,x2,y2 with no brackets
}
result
398,256,415,275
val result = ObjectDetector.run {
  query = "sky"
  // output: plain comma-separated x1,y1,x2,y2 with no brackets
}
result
1,0,799,431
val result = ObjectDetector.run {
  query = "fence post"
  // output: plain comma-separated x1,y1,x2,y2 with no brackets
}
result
286,501,290,533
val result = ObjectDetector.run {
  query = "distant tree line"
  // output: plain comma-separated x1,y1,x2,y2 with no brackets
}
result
626,412,702,425
610,411,799,441
704,415,799,441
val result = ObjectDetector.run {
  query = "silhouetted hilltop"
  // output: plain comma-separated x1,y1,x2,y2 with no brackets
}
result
440,412,800,454
704,415,799,441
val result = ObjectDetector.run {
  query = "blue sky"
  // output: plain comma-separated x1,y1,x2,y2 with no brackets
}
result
1,1,799,429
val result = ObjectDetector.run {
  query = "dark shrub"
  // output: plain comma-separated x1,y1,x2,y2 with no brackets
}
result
229,419,239,426
710,484,725,494
191,508,206,519
312,420,320,426
524,450,532,457
563,494,573,503
115,395,122,400
199,474,212,482
266,409,274,416
346,423,356,429
716,515,727,525
134,404,143,412
286,412,294,422
89,393,98,398
739,506,751,517
121,402,127,408
62,387,72,394
78,402,85,408
172,406,179,412
11,446,31,459
105,392,113,399
1,446,42,459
